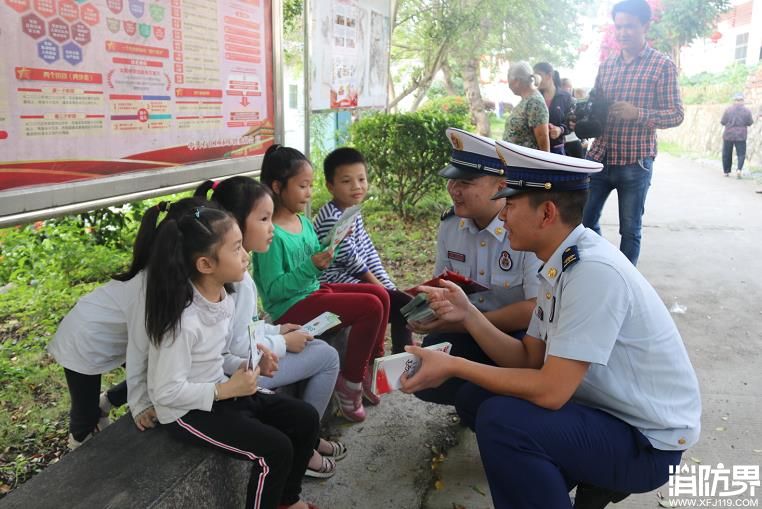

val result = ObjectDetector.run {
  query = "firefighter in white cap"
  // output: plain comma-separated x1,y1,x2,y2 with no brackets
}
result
412,127,541,406
402,141,701,509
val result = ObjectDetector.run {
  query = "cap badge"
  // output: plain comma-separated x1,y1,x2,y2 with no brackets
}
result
544,182,552,190
450,133,463,150
499,251,512,271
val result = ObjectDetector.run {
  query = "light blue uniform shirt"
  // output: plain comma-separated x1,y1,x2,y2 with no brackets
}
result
527,225,701,451
435,211,542,313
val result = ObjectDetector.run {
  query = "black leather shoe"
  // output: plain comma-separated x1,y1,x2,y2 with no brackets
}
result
573,483,630,509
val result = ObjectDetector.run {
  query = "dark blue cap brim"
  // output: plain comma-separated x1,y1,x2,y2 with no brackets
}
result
439,164,485,180
490,187,527,199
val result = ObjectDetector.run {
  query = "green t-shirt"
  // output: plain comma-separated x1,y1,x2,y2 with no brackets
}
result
502,90,549,149
250,214,322,321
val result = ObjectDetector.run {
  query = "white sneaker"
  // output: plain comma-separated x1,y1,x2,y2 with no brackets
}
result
68,432,93,450
98,392,112,430
737,170,742,179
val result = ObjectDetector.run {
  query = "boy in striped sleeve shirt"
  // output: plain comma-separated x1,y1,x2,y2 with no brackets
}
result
314,148,413,354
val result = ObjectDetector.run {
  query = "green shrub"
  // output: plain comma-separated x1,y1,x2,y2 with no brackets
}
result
680,63,759,105
419,96,472,124
349,110,467,217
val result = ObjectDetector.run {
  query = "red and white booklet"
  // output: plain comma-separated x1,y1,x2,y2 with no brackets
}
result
370,342,452,395
403,270,489,297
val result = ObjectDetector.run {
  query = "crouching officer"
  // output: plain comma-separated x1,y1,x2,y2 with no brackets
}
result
413,127,542,406
402,140,701,508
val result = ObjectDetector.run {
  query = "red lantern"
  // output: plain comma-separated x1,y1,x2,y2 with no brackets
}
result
710,31,722,44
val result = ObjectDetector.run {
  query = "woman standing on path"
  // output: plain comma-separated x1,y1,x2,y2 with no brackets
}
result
502,61,550,151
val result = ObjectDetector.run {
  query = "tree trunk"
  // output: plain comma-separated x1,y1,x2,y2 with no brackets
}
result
462,57,490,136
441,61,458,95
388,38,449,111
410,74,436,111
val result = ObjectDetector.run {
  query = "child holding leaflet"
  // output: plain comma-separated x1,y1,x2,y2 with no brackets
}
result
145,205,320,509
196,176,345,477
250,145,391,422
314,147,413,355
48,197,211,448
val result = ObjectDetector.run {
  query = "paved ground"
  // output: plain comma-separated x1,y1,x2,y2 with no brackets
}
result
304,154,762,509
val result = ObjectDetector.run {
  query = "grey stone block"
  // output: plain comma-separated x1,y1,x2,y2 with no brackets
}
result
0,416,250,509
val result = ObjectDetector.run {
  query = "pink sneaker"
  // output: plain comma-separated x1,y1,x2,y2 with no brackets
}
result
334,374,366,422
362,369,381,406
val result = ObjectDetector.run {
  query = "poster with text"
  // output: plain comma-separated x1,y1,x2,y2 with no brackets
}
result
0,0,275,192
309,0,389,111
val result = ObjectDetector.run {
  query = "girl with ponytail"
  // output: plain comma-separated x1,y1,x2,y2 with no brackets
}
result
534,61,575,155
250,144,391,424
145,206,320,509
48,197,209,449
196,176,344,478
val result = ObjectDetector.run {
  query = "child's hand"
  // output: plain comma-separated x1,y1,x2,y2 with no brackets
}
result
257,344,279,376
222,366,260,398
284,329,313,353
279,323,301,334
134,406,158,431
311,249,334,270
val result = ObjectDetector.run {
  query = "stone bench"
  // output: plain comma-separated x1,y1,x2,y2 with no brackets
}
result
0,415,251,509
0,329,350,509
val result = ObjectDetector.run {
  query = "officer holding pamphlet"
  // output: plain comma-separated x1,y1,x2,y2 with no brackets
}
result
401,141,701,509
412,127,542,406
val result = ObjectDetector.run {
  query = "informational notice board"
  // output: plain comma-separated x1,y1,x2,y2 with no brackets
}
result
0,0,275,195
309,0,390,111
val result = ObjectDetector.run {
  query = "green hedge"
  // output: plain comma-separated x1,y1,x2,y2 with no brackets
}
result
419,95,472,121
350,110,467,217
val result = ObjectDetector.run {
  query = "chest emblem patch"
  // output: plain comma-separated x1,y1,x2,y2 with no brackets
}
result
499,251,512,271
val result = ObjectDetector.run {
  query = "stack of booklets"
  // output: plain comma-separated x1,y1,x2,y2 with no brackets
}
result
371,342,452,395
400,292,437,324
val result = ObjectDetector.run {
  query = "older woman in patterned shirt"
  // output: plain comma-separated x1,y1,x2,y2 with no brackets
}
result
502,61,550,151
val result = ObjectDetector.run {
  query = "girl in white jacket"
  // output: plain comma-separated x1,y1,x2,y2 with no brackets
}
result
48,197,212,448
196,177,345,478
145,205,319,509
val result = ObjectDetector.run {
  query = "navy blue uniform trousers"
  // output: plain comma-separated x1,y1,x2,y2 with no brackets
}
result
456,383,683,508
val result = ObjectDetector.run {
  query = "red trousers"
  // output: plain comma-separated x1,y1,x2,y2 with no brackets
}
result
276,283,390,382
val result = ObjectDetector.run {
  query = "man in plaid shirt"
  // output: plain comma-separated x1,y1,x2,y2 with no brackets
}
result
583,0,683,266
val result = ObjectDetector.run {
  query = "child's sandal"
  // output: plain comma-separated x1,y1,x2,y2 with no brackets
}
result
320,440,347,461
305,455,336,479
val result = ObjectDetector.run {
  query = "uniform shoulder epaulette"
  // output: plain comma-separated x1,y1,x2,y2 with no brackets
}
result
440,206,455,221
562,245,580,271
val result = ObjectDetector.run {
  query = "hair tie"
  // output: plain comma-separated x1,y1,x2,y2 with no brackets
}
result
211,180,219,190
